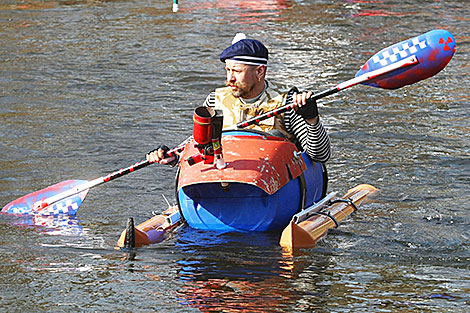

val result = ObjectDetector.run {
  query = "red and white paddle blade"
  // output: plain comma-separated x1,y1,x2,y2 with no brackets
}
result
1,180,89,216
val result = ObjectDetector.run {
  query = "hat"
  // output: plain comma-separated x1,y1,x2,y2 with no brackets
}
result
219,33,268,66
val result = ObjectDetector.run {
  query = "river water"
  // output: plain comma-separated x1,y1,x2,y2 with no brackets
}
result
0,0,468,312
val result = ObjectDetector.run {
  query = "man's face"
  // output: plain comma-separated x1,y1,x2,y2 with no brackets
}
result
225,61,261,98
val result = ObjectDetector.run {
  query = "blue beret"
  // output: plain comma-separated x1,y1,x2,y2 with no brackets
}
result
219,39,268,66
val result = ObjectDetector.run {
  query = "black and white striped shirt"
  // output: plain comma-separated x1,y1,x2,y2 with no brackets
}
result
203,90,331,163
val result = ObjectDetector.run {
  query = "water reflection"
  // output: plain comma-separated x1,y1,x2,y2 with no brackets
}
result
0,0,132,10
171,228,334,312
181,0,293,23
2,213,84,237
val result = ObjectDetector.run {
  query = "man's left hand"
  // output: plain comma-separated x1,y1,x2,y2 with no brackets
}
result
292,91,319,124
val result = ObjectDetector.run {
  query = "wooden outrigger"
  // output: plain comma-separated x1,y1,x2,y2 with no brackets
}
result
279,184,377,250
115,206,182,249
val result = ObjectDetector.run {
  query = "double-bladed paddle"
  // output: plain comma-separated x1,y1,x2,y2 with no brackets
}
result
1,29,455,216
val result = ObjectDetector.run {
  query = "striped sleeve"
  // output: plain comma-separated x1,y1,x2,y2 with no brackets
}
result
284,95,331,163
204,92,216,107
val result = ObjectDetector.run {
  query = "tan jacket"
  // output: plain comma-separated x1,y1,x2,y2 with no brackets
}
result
214,80,292,136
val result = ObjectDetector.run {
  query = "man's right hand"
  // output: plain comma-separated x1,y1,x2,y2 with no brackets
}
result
146,145,177,165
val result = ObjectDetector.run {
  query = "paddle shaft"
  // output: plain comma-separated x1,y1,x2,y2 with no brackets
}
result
33,145,185,211
235,55,418,129
31,56,418,212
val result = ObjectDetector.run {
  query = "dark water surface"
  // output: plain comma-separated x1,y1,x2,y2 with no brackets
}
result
1,0,468,312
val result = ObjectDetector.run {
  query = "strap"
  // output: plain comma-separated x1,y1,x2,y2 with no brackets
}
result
329,198,358,212
311,211,339,228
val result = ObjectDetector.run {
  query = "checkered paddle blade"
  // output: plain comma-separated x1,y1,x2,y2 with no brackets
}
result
36,190,88,216
356,29,456,89
1,180,89,215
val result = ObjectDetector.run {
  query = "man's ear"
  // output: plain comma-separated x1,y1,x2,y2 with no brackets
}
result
256,65,267,80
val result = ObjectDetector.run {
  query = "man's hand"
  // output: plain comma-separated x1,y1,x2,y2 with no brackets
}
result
146,145,178,165
292,91,319,124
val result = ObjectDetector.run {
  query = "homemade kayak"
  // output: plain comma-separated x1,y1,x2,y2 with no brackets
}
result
116,129,377,249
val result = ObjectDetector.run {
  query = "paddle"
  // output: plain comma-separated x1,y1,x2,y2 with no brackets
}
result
1,29,455,216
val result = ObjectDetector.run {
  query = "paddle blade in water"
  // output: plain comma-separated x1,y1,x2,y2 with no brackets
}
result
356,29,456,89
1,180,89,216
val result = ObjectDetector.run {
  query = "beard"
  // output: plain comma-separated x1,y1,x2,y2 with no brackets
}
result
225,81,254,98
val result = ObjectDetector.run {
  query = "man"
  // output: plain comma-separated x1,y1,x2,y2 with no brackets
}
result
147,34,330,165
